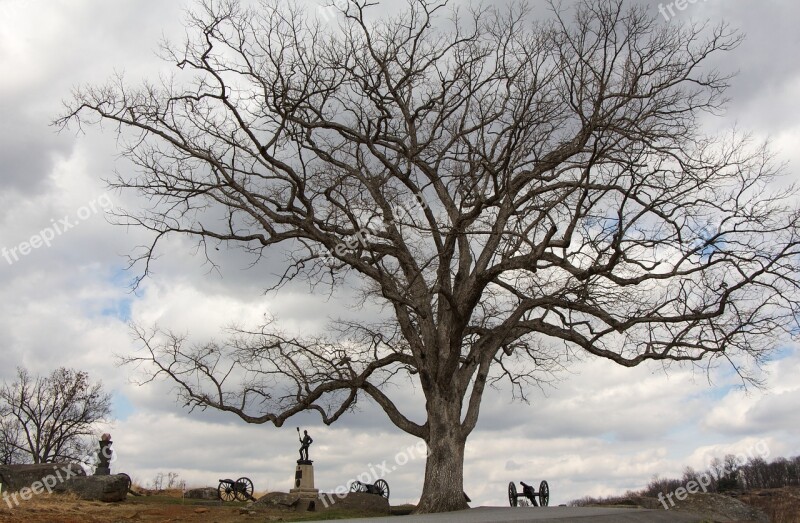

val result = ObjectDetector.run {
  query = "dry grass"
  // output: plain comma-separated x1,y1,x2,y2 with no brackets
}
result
570,488,800,522
2,491,80,509
739,487,800,523
0,493,115,522
0,490,391,522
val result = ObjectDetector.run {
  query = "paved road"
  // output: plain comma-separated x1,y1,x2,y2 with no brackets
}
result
318,506,703,522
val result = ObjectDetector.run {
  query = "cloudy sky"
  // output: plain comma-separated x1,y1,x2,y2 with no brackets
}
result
1,0,799,507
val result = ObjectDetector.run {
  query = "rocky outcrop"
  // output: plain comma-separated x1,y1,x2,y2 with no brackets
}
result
255,491,389,514
0,463,86,492
317,491,391,514
52,474,129,502
589,492,769,523
185,487,220,500
670,492,769,523
256,491,302,509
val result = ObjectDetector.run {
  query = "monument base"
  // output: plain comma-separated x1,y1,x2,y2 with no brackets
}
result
289,487,320,497
290,462,318,498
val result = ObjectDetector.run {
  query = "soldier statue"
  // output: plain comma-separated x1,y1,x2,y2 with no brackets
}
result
297,428,313,463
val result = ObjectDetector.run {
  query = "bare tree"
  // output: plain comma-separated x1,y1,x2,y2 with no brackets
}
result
151,472,164,491
167,471,181,489
718,454,741,491
0,404,24,465
0,368,112,464
58,0,800,512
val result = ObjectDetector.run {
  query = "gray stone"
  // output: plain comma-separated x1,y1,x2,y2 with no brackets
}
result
256,491,302,509
317,491,390,514
256,491,390,514
52,474,129,502
0,463,86,492
185,487,220,500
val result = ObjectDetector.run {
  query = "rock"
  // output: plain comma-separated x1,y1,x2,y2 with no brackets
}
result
588,492,768,522
255,491,301,510
194,507,210,514
185,487,219,500
317,492,390,514
52,474,129,502
0,463,86,492
256,491,389,514
670,492,769,523
256,491,319,511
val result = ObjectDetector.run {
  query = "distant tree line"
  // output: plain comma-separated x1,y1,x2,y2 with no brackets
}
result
149,471,184,491
571,452,800,506
647,454,800,493
736,456,800,490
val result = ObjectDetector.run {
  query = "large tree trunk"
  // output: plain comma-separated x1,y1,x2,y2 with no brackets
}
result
414,396,469,514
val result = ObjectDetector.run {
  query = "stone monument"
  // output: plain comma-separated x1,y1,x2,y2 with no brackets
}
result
94,433,113,476
289,427,318,498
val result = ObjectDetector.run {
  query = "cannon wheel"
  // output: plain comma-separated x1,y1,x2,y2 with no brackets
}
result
350,480,364,492
118,472,132,491
235,477,254,501
218,480,236,502
508,481,517,507
539,480,549,507
118,472,141,496
374,479,390,499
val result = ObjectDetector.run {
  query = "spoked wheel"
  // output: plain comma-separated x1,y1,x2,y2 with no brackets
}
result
374,479,390,499
118,472,132,491
508,481,518,507
235,477,254,501
539,480,549,507
118,472,141,496
218,481,236,502
350,480,364,492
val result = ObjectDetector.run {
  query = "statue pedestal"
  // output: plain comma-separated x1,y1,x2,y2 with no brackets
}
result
94,439,113,476
290,461,318,498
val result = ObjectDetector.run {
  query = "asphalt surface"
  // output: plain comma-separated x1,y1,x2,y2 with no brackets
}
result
319,506,704,522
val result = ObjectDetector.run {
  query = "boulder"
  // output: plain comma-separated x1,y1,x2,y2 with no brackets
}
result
0,463,86,492
256,491,302,509
52,474,129,502
317,492,390,514
256,491,320,511
185,487,220,500
256,491,390,514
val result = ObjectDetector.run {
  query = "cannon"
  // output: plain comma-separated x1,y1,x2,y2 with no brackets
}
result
508,480,549,507
218,477,255,502
350,479,390,499
117,472,142,496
